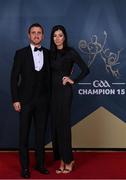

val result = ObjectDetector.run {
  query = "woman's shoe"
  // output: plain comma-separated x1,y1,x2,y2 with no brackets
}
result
56,160,65,174
62,168,72,174
56,168,64,174
62,161,75,174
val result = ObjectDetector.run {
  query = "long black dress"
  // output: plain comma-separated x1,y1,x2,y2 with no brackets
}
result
51,48,89,163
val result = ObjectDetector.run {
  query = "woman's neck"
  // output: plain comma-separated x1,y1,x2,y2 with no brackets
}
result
57,45,63,50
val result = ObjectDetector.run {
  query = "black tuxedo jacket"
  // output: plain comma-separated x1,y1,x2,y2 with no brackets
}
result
11,45,50,105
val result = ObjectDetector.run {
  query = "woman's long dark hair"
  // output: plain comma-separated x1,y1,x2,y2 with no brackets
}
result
50,25,69,59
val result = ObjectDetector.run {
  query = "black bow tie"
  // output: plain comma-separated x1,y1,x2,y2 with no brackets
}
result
34,47,43,51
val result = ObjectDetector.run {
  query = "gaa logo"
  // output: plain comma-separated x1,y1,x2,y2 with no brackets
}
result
93,80,110,88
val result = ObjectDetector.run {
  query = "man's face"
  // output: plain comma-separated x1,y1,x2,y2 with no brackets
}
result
28,26,44,46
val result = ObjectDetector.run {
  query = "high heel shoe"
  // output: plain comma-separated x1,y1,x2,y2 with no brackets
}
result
56,160,65,174
62,160,75,174
56,168,64,174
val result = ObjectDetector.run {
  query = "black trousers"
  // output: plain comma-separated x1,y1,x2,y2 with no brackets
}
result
19,97,48,170
51,84,74,164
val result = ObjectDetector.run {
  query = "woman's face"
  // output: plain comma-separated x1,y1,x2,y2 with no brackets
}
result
53,29,65,49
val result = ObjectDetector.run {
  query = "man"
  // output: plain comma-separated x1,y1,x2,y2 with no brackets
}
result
11,23,50,178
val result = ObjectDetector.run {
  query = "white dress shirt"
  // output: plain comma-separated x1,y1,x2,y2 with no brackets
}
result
30,44,44,71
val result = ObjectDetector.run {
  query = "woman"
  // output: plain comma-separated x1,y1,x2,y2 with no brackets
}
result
50,25,89,174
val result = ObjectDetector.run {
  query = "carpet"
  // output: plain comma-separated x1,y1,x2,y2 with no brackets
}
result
0,151,126,179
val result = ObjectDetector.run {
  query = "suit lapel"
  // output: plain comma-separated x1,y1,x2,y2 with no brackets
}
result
27,45,35,70
42,47,48,66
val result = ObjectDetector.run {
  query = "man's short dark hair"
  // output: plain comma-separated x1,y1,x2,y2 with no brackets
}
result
28,23,44,34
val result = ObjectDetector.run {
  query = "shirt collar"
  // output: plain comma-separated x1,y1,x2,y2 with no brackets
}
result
30,44,42,52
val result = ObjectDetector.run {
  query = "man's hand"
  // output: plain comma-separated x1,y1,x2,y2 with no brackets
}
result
13,102,21,112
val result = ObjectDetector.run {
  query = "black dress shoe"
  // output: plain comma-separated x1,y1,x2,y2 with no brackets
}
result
34,166,49,174
21,169,30,178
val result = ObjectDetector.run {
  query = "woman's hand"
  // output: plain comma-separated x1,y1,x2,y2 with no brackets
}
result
13,102,21,112
62,76,74,85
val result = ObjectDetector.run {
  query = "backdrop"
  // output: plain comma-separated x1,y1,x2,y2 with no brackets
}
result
0,0,126,149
